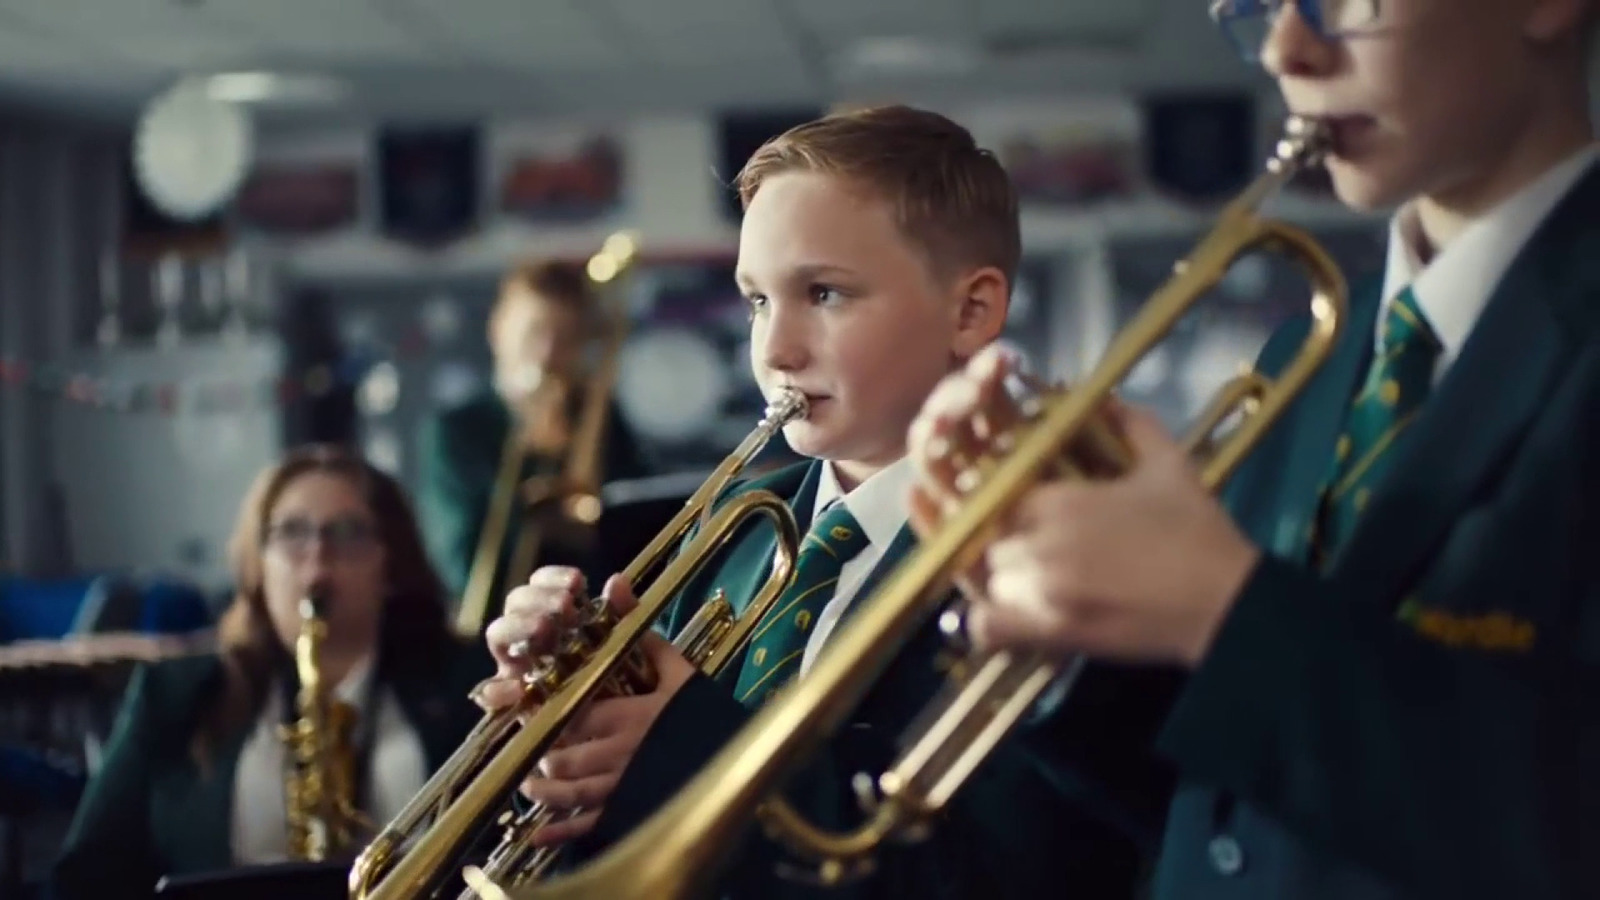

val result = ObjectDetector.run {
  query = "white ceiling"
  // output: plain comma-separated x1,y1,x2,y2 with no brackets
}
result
0,0,1265,127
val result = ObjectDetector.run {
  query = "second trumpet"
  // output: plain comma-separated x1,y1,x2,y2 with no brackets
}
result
348,389,809,900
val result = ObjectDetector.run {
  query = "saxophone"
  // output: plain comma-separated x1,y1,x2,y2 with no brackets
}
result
280,591,372,861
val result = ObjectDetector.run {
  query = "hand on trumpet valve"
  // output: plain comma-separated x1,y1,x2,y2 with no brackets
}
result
526,576,696,847
475,566,592,712
478,568,698,847
906,344,1262,668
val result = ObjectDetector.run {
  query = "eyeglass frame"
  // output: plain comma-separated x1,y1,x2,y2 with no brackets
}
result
1208,0,1385,60
263,515,381,560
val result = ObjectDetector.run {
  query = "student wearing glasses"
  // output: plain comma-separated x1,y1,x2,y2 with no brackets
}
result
51,445,491,900
907,0,1598,898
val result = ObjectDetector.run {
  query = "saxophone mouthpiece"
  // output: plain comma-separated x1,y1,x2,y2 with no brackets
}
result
302,587,332,621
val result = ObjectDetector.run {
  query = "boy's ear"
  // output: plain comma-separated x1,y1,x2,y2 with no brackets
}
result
950,265,1010,360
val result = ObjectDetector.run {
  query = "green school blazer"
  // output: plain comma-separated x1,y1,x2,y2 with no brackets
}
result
50,640,492,900
1028,164,1600,900
416,390,650,610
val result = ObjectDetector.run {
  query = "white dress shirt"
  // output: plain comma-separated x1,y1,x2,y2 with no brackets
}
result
1376,144,1598,384
798,458,915,677
230,654,430,864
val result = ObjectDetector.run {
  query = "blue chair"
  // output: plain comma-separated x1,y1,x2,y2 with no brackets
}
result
0,576,100,645
0,573,214,645
134,578,213,635
0,573,214,896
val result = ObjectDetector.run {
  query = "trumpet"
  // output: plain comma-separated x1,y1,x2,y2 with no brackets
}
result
348,388,809,900
458,115,1347,900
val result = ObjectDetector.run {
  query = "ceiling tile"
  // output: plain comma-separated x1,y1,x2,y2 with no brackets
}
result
599,0,802,66
192,0,432,63
0,23,112,75
386,0,630,69
118,33,267,70
0,0,261,69
779,0,969,38
975,0,1155,44
0,0,214,35
0,0,1286,123
532,61,819,112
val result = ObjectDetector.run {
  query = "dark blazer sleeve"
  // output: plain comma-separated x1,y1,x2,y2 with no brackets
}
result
1015,661,1185,851
1154,553,1595,900
570,673,916,900
417,412,488,596
576,671,1144,900
50,664,164,900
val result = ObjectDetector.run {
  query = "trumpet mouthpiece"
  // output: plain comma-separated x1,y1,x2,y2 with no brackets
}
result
765,388,808,425
1274,116,1333,170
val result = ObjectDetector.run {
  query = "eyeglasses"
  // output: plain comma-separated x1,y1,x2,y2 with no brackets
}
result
265,516,378,559
1209,0,1382,61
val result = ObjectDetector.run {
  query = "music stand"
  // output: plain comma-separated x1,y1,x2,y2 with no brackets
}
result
154,859,350,900
596,472,704,577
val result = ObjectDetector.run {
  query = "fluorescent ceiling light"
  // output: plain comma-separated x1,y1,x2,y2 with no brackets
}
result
836,36,981,76
205,71,347,105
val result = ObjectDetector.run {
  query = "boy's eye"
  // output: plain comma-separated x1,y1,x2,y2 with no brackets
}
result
809,284,842,304
744,294,768,317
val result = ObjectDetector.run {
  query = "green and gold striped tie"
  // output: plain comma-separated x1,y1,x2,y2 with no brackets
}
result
734,501,868,707
1310,286,1440,567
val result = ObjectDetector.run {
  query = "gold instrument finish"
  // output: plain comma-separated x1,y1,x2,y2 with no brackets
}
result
349,388,809,900
454,232,642,639
456,585,742,896
281,591,371,862
461,116,1347,900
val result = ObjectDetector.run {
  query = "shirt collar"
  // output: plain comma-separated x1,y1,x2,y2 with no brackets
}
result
1379,143,1599,369
812,457,913,550
309,651,377,709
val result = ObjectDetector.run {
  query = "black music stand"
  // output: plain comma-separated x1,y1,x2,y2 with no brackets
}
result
154,860,350,900
595,472,705,578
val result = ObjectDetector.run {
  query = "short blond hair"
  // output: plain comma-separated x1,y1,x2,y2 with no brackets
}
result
735,105,1021,283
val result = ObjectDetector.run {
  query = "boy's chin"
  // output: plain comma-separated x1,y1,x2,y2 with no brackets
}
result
781,421,878,466
1324,157,1410,213
781,421,834,459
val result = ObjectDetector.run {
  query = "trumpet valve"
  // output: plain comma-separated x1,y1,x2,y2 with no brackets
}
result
869,772,934,843
937,607,971,653
514,589,660,704
850,771,884,817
